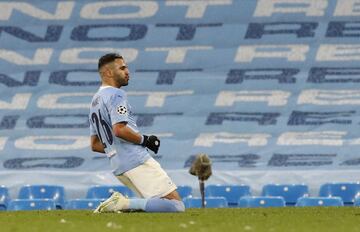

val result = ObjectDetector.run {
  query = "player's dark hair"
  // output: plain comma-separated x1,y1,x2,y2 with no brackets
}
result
98,53,123,70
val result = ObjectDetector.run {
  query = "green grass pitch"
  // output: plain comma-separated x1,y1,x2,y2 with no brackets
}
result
1,208,360,232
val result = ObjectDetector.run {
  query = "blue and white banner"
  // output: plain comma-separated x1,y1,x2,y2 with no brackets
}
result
1,0,360,198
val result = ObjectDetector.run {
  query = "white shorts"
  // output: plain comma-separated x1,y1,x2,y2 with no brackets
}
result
116,158,177,198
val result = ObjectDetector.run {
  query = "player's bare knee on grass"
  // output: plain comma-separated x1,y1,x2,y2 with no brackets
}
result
163,190,181,201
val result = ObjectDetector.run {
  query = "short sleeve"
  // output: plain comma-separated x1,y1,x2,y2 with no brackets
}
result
109,94,129,125
89,118,97,135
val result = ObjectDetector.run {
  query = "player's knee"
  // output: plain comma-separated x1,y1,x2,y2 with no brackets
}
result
145,198,185,212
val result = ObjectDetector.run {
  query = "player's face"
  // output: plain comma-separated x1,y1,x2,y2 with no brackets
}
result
111,58,129,87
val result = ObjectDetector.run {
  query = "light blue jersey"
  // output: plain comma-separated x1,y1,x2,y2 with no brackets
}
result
89,86,150,175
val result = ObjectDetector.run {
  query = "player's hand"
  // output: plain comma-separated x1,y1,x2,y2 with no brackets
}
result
141,135,160,154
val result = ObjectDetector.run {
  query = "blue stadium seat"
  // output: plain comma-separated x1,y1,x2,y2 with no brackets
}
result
0,186,10,210
296,197,343,207
205,185,251,207
18,185,66,209
177,186,192,199
65,199,102,210
353,198,360,206
86,185,135,199
319,183,360,205
8,199,56,211
183,197,228,208
262,184,309,206
238,196,286,208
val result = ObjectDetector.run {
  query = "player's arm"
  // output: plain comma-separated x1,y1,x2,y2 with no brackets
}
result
112,122,160,154
112,122,142,144
90,135,105,153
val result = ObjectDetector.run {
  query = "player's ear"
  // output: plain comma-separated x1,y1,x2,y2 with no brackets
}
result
99,66,110,78
107,68,113,77
108,64,116,76
103,66,112,77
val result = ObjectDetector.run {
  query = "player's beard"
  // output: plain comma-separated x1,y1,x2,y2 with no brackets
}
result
122,76,129,86
115,74,129,87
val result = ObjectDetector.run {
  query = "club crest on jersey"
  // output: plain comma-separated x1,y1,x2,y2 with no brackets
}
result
117,105,127,115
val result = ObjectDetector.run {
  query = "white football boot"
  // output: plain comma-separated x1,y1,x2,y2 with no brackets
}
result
93,191,130,213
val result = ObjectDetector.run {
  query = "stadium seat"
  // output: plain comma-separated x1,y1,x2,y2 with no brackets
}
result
8,199,56,211
238,196,286,208
65,199,102,210
18,185,66,209
353,198,360,206
261,184,309,206
177,186,193,199
296,197,343,207
319,183,360,205
183,197,228,208
0,186,10,210
86,185,135,199
205,184,251,207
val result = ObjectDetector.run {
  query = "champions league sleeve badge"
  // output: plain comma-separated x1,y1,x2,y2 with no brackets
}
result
117,105,128,115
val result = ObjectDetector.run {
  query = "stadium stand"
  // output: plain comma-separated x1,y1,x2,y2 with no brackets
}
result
353,198,360,206
8,199,57,211
18,185,66,209
1,0,360,207
318,183,360,206
261,184,309,206
295,197,344,207
65,199,101,210
86,185,135,199
5,183,360,210
205,184,251,207
176,186,193,199
238,196,286,208
183,197,228,208
0,186,10,210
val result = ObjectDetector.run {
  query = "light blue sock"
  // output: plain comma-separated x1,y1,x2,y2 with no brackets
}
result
128,198,148,210
145,198,185,212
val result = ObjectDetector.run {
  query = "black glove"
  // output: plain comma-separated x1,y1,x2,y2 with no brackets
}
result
141,135,160,154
